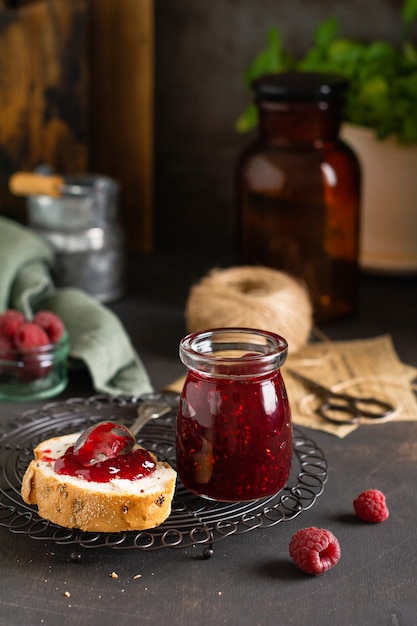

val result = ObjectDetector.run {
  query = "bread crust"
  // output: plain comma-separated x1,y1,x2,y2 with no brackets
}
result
21,434,177,532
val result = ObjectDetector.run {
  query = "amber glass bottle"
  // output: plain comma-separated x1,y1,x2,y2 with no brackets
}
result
237,72,361,323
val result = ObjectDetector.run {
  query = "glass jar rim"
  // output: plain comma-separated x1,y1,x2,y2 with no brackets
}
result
179,327,288,378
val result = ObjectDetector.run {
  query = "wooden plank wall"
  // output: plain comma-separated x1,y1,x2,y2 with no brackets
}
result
0,0,89,225
89,0,154,252
0,0,154,252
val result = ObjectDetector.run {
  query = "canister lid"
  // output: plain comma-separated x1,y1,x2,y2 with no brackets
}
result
252,72,349,102
27,174,120,231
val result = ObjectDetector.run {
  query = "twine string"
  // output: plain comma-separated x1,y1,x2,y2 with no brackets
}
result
185,266,313,354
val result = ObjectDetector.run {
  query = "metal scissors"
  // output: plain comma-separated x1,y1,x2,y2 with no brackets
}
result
287,369,396,425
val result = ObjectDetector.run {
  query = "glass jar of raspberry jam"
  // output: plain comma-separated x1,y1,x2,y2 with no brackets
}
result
176,328,292,501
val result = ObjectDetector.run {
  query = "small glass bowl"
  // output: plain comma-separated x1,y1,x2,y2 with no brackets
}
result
0,333,70,401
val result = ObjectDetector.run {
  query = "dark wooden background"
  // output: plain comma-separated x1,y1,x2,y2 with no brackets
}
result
0,0,154,252
0,0,89,223
0,0,409,256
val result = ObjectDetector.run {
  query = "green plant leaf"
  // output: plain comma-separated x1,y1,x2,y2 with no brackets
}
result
235,103,258,133
244,28,292,88
403,41,417,66
314,16,339,50
358,76,389,107
236,0,417,142
402,0,417,26
327,39,366,77
236,27,294,133
401,115,417,143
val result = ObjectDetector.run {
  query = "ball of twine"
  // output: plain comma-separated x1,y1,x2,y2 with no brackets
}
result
185,266,313,354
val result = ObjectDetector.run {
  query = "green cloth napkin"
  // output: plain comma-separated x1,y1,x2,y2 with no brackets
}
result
0,217,55,314
0,217,153,397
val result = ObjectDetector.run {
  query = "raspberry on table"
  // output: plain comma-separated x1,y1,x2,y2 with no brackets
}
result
0,309,25,339
289,527,341,575
15,323,50,350
353,489,389,523
33,311,65,343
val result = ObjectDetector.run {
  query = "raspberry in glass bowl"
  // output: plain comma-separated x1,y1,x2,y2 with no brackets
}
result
0,310,70,401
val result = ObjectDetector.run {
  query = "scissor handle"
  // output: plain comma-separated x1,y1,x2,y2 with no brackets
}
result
317,394,395,425
330,392,394,418
316,401,361,425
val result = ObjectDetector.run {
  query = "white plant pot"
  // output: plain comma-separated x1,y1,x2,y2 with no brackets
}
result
341,123,417,274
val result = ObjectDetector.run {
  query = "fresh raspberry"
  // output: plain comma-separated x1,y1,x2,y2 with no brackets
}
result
33,311,65,343
0,309,25,339
289,527,341,575
0,334,19,378
15,323,50,350
0,334,14,355
353,489,389,523
0,334,15,377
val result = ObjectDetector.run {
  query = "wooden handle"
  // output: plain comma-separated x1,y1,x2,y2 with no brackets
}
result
9,172,64,198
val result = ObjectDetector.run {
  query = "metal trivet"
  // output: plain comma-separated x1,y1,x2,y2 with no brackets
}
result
0,394,328,558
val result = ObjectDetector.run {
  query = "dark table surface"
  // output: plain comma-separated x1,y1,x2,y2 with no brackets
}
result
1,250,417,626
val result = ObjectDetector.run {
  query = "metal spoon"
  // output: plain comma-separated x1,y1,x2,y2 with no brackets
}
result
73,421,135,463
129,398,172,435
73,397,173,464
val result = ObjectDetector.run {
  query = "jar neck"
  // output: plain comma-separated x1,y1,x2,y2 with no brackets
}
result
256,100,343,145
179,328,288,378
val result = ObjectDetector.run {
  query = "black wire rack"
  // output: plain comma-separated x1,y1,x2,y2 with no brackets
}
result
0,394,328,558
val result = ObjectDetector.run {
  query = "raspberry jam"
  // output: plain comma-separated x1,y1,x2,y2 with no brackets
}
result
54,422,156,482
176,328,292,501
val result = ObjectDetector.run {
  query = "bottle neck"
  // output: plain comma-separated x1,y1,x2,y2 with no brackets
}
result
257,99,343,145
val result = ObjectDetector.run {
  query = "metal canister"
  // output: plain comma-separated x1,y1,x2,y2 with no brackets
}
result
27,174,125,303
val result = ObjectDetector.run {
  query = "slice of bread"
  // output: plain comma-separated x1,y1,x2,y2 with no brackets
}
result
21,433,177,532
